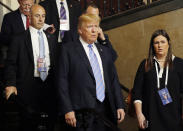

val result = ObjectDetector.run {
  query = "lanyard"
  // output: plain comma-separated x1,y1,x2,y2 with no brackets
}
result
155,62,169,89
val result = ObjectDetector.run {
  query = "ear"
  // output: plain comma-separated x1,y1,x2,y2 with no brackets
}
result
78,28,82,35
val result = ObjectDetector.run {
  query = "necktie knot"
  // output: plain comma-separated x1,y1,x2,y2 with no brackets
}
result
60,2,63,5
38,31,42,35
88,44,93,48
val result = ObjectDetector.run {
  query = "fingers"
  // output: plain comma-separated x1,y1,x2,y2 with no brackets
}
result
5,86,17,100
117,109,125,123
66,117,76,127
137,113,146,129
65,111,77,127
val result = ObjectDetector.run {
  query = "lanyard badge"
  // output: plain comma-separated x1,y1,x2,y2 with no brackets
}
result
155,62,172,105
37,58,47,72
158,87,172,105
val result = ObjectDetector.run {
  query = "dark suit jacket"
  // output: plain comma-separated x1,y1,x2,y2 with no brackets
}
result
1,9,25,45
98,34,118,62
4,29,57,110
57,39,125,120
39,0,82,42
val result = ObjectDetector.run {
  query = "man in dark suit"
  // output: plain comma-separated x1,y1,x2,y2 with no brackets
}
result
57,13,125,131
0,0,34,81
39,0,82,43
1,0,34,45
4,4,57,131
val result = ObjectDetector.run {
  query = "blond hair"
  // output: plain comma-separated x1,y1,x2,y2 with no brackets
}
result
78,13,101,29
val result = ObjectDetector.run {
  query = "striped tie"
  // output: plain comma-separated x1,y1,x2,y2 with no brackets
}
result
60,2,66,38
88,44,105,102
38,31,47,81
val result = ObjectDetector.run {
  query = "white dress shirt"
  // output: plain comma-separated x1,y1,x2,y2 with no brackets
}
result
21,13,27,30
29,26,50,77
79,37,105,88
56,0,70,42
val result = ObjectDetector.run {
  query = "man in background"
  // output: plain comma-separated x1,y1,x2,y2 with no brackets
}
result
1,0,34,45
40,0,82,43
4,4,57,131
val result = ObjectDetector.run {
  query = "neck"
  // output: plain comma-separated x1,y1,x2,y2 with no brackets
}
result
156,55,167,62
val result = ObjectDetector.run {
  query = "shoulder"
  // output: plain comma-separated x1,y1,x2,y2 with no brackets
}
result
136,59,147,72
39,0,50,5
173,56,183,63
3,9,19,19
12,30,29,41
172,56,183,70
140,59,146,66
62,40,78,49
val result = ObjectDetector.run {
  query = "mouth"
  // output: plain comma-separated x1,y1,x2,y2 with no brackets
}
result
158,49,163,52
91,35,97,38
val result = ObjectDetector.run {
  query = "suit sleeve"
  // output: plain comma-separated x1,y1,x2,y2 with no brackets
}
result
4,36,20,87
57,44,73,115
98,34,118,62
112,64,125,109
1,14,13,45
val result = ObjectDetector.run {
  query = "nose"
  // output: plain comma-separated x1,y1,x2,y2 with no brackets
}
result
92,27,97,33
158,42,162,48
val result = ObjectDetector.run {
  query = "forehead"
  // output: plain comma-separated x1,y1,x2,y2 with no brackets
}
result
154,35,167,41
32,7,45,14
20,0,33,3
83,20,99,26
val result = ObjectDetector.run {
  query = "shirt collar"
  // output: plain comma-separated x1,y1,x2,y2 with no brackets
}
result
79,36,95,47
29,26,43,34
153,55,175,63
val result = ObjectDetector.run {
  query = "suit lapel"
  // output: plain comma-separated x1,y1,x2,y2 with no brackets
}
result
52,0,59,22
67,0,73,20
95,42,108,86
45,32,54,66
75,40,95,79
16,9,25,31
25,30,34,63
95,42,106,70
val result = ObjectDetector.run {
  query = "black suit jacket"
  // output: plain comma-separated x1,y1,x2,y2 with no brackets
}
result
98,34,118,62
57,39,125,120
1,9,25,45
4,29,57,110
39,0,82,42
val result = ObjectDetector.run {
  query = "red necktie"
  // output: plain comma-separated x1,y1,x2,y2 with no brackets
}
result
26,16,30,29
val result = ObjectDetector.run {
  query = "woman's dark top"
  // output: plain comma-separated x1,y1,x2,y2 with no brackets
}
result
132,57,183,131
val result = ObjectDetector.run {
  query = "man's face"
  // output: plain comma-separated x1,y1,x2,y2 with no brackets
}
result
19,0,34,15
78,21,99,44
30,7,46,30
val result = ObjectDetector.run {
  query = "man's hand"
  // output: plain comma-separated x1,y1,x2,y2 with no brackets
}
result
46,24,56,34
65,111,77,127
117,108,125,123
5,86,17,100
98,27,105,41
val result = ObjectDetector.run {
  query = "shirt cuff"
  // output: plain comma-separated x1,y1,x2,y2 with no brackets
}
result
134,100,142,104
